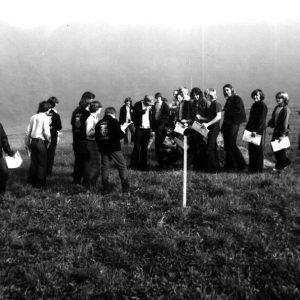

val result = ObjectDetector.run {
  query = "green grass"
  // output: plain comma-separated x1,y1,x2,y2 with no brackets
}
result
1,109,300,299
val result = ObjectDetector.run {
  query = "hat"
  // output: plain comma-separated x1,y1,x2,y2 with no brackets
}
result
144,95,155,106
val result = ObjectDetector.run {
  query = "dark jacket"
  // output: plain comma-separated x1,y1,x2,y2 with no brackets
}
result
132,101,153,128
48,109,62,141
0,122,13,158
95,114,124,153
267,105,290,138
177,100,194,123
71,107,90,142
152,101,170,132
119,104,134,125
222,95,247,126
245,100,268,135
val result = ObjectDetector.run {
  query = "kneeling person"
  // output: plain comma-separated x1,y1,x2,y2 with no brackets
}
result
95,107,130,194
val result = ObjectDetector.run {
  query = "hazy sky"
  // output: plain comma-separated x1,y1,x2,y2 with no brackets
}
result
1,0,300,133
1,0,299,29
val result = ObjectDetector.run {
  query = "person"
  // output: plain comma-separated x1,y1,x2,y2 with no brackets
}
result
169,89,179,123
25,101,51,188
46,96,62,176
0,122,15,195
84,100,102,187
267,91,291,172
189,87,208,170
129,95,155,171
154,121,182,169
119,97,135,145
221,84,247,171
245,89,268,173
201,88,222,173
152,92,170,168
95,107,130,194
177,87,194,125
71,91,95,184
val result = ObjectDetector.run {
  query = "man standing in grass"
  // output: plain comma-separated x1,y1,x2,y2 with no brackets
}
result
0,122,15,195
95,107,130,194
71,91,94,184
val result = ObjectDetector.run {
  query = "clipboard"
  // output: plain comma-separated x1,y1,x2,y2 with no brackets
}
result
5,151,23,169
242,130,262,146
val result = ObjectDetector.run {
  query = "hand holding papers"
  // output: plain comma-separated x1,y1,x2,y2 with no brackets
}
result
191,121,209,138
271,136,291,152
5,151,23,169
174,122,188,135
121,121,133,133
242,130,262,146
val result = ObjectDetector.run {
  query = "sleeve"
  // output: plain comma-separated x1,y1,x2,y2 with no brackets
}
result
43,116,51,142
112,119,125,140
225,97,244,118
0,123,14,156
86,116,94,138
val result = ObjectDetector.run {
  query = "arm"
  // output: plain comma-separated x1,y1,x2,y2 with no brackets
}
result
202,112,222,128
43,116,51,143
86,116,95,139
0,123,14,156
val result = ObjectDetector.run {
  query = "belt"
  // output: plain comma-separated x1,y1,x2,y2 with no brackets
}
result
31,137,45,142
139,126,150,129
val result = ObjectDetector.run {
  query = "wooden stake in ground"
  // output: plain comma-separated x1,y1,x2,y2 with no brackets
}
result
183,135,187,208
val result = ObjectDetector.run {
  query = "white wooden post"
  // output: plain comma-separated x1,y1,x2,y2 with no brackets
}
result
183,135,187,208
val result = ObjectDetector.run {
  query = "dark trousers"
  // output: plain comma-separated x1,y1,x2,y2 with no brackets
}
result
72,141,89,184
190,131,207,171
274,149,291,170
130,128,151,170
0,158,9,194
29,139,48,187
248,142,264,173
206,127,221,173
222,123,246,170
124,123,135,145
47,140,57,175
101,151,129,190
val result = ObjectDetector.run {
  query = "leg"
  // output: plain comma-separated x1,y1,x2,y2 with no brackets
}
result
101,153,111,194
130,128,142,169
47,140,57,175
110,151,130,192
206,128,220,173
139,129,150,170
35,140,48,188
0,158,9,194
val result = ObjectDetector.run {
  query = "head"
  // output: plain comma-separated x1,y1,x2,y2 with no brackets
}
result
165,121,175,134
80,91,95,108
190,87,203,101
173,89,179,98
105,106,117,117
89,100,102,113
176,90,184,102
124,97,132,106
204,88,217,101
223,84,235,98
143,95,155,106
155,92,162,101
275,91,289,106
37,101,51,113
47,96,59,108
179,87,189,97
251,89,265,102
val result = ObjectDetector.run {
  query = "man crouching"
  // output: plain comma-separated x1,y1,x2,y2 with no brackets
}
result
95,107,130,194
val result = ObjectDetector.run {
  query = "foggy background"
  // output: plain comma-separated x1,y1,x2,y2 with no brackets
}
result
0,0,300,134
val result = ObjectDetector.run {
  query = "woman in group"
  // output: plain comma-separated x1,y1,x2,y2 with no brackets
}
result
25,101,52,188
201,88,222,173
267,91,291,172
221,84,247,171
245,89,268,173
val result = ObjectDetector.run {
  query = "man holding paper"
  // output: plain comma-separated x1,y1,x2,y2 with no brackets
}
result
267,91,291,172
244,89,268,173
0,122,15,195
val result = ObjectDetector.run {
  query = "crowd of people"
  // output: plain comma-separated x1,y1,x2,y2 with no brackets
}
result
0,84,295,195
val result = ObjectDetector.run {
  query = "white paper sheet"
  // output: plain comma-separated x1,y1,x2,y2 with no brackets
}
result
5,151,23,169
271,136,291,152
191,121,209,137
242,130,262,146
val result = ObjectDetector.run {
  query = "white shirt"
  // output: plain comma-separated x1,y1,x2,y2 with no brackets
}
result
26,112,51,144
125,106,131,123
86,110,101,140
141,101,151,128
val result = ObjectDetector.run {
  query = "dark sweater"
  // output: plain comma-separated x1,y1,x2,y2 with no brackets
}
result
223,95,246,125
245,100,268,135
95,115,124,153
71,107,90,142
48,109,62,141
132,101,153,128
0,122,13,158
119,104,134,125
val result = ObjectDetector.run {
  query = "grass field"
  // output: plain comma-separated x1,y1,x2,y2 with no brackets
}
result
1,108,300,299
